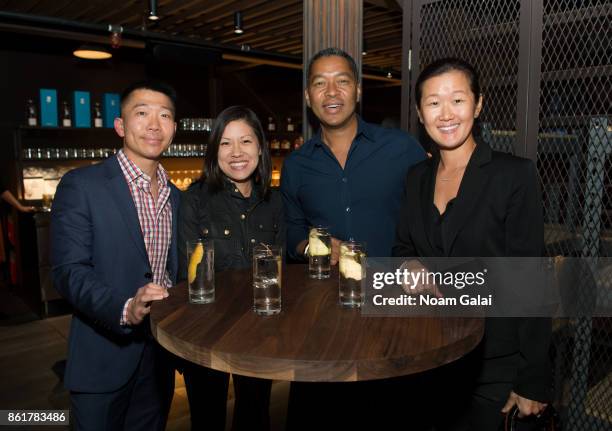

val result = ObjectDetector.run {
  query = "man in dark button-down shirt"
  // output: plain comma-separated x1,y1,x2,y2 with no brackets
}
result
281,47,425,262
281,48,428,430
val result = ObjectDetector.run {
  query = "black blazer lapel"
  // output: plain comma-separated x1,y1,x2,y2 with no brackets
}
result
419,157,438,255
102,157,149,263
443,142,492,256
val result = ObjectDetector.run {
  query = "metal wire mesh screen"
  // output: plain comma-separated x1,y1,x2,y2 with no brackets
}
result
538,1,611,429
415,1,611,429
418,0,521,154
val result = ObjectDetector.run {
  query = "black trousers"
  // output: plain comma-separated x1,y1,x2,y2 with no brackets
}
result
286,375,432,431
183,361,272,431
426,352,512,431
70,341,175,431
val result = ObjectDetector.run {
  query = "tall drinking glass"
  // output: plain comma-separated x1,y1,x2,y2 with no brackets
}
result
187,239,215,304
308,226,331,279
253,244,282,316
339,241,366,307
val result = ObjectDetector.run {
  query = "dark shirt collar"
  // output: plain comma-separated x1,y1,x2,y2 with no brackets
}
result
310,115,373,153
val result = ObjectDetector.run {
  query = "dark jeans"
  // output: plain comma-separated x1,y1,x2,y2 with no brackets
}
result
183,361,272,431
70,341,174,431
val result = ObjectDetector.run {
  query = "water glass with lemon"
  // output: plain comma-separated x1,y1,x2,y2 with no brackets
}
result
339,241,365,307
187,239,215,304
308,226,331,279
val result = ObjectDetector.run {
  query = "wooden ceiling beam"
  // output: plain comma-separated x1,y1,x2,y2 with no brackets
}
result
366,59,400,68
366,39,401,51
258,37,303,51
23,0,72,16
279,47,304,55
364,0,402,11
225,33,285,46
365,26,402,39
165,0,284,32
68,4,119,21
218,15,302,41
2,0,36,13
366,34,402,46
186,0,300,36
363,13,400,29
90,1,145,25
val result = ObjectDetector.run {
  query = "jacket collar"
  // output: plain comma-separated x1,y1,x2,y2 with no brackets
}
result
422,140,493,256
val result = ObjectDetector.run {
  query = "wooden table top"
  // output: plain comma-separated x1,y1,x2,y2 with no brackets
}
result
150,265,484,382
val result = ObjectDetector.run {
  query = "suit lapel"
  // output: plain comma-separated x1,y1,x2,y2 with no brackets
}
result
419,157,438,255
443,142,492,255
167,184,180,283
103,157,149,263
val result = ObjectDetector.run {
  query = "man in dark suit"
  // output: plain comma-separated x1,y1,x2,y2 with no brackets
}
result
51,81,180,431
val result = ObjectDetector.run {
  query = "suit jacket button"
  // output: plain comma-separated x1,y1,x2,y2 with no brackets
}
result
144,272,153,279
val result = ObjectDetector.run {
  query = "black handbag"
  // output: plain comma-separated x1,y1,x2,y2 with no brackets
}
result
503,405,561,431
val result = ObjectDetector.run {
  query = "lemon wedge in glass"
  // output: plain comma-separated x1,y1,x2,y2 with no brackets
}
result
309,235,330,256
188,242,204,284
339,255,363,281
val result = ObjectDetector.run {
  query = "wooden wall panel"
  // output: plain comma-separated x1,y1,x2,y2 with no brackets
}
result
302,0,363,139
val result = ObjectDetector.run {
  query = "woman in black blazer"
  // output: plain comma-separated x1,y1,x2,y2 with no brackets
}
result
393,58,551,430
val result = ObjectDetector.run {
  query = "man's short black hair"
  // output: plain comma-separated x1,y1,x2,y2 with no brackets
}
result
305,47,359,83
120,80,177,115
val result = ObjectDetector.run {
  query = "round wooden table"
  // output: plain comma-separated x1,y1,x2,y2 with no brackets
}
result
151,265,484,382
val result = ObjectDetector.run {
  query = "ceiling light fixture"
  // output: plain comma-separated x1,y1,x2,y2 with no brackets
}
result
386,71,392,79
148,0,159,21
108,25,123,49
234,11,244,34
362,41,368,56
73,45,112,60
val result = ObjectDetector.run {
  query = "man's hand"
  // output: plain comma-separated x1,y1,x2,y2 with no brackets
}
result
17,204,36,212
127,283,169,325
330,237,342,265
399,259,442,297
501,391,547,418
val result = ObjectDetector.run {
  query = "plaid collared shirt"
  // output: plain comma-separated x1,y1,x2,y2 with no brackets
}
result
117,149,173,325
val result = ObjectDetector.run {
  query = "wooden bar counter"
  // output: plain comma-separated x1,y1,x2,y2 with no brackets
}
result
150,265,484,382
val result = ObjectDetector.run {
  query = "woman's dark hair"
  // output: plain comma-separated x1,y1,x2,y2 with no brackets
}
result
414,58,481,107
203,106,271,198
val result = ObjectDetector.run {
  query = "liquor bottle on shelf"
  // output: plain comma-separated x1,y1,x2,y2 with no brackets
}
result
61,101,72,127
93,102,103,128
26,99,38,127
271,166,281,187
286,117,294,132
270,139,281,156
280,139,291,155
267,117,276,132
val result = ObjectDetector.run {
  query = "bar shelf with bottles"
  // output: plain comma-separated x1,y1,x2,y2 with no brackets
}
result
3,124,208,205
266,116,303,187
